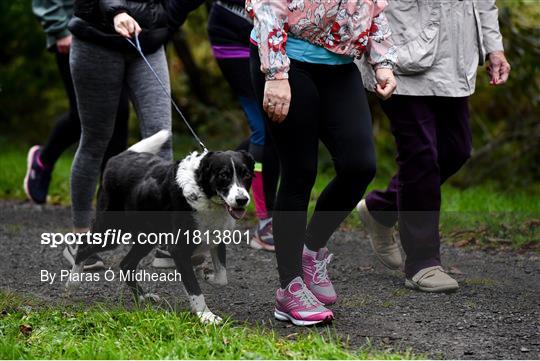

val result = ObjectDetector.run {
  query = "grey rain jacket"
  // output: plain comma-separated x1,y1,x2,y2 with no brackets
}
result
359,0,505,97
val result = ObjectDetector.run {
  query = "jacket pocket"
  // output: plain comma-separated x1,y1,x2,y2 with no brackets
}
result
394,21,440,74
393,1,442,75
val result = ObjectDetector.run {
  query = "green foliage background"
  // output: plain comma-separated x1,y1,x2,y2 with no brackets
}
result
0,0,538,188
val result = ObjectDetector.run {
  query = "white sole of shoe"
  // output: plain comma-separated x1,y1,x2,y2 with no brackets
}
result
405,279,459,293
151,257,176,268
249,235,275,252
62,247,105,271
62,246,75,266
23,145,42,204
274,309,327,326
83,260,105,271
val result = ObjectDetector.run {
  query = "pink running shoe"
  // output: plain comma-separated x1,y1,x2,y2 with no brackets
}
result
274,276,334,326
302,246,337,305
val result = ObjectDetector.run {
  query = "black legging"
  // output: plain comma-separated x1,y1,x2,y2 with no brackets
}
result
235,136,279,212
250,46,376,287
207,3,279,213
40,50,129,173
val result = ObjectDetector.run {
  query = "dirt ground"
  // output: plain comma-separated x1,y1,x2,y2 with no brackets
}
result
1,200,539,359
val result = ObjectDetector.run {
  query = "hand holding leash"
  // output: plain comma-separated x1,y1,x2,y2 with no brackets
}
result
114,12,142,38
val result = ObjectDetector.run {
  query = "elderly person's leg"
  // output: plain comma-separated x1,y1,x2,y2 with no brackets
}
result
364,95,458,291
384,96,442,277
436,97,472,180
364,176,398,227
358,97,403,270
361,96,472,273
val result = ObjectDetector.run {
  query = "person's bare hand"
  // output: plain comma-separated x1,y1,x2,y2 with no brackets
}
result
263,79,291,123
486,51,511,85
113,12,141,38
375,68,397,100
56,35,72,54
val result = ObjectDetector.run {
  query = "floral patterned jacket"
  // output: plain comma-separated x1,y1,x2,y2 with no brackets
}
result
246,0,397,80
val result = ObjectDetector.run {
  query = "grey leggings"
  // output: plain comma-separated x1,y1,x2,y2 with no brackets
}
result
70,37,172,228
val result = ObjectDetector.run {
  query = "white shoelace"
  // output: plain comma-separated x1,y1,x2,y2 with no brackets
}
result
313,253,333,285
289,282,321,307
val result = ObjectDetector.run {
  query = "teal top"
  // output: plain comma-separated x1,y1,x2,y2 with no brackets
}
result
250,28,353,65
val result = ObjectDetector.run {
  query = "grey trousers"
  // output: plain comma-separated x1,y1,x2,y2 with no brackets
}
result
70,37,172,228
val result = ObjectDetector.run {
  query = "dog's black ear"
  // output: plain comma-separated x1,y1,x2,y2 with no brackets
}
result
196,151,214,187
239,150,255,172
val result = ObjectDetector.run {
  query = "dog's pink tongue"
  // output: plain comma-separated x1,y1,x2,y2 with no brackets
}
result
232,208,246,219
226,205,246,220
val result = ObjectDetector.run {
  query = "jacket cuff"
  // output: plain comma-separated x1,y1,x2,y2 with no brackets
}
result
484,39,504,56
100,0,130,22
53,28,71,40
110,7,130,20
265,71,289,81
374,60,395,71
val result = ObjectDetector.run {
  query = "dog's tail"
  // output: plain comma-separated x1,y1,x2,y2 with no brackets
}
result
129,130,171,154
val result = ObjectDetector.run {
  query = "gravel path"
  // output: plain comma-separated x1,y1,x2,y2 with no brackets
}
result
1,200,539,359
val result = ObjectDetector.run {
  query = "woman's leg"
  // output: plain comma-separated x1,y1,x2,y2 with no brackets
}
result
101,89,130,173
42,52,129,173
251,54,320,288
304,63,376,251
207,4,279,224
125,47,172,161
70,38,125,229
40,51,82,167
24,50,81,204
262,133,279,213
214,57,271,216
213,54,280,223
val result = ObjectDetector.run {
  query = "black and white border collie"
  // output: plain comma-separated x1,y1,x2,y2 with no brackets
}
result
66,130,254,324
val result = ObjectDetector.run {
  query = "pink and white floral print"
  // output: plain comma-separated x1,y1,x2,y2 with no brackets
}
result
247,0,397,80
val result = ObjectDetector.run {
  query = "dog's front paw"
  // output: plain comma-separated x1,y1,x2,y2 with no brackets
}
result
64,279,81,296
138,293,161,303
64,266,84,294
196,308,222,325
205,273,228,286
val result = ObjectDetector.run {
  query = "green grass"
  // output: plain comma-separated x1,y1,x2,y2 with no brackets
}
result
311,172,540,251
437,184,540,250
0,293,414,360
1,143,538,251
0,145,72,204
